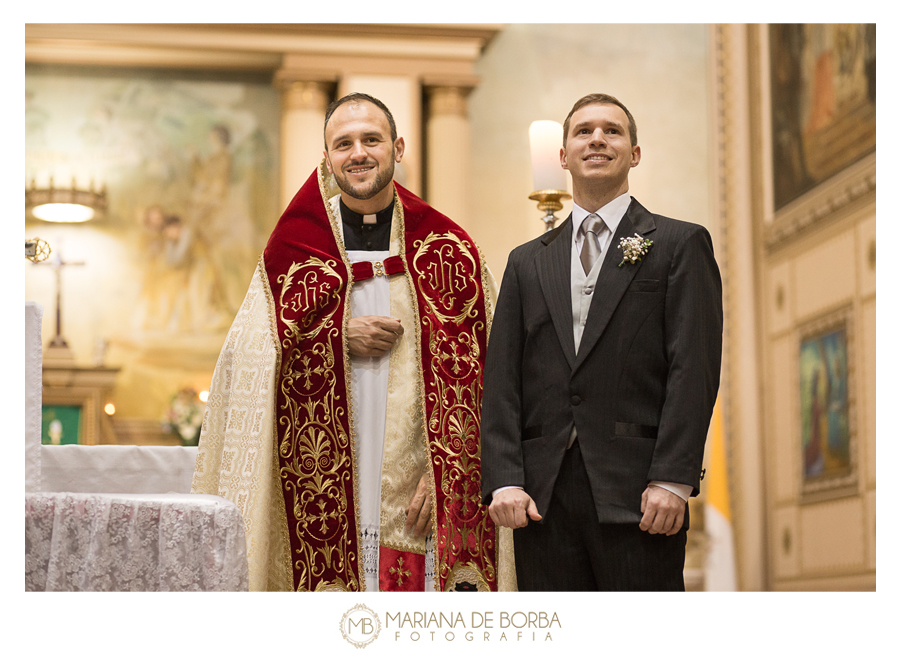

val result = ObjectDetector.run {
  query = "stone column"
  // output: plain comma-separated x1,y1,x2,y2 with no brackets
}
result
710,24,764,591
278,80,333,211
425,85,472,229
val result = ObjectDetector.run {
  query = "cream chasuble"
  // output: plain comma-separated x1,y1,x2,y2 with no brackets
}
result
193,175,515,591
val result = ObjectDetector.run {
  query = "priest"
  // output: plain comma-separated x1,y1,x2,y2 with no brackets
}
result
192,92,513,592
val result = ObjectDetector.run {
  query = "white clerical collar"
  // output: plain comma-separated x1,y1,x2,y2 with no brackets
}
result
571,193,632,242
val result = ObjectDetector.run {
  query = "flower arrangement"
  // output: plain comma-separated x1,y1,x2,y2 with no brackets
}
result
161,387,206,446
618,233,653,267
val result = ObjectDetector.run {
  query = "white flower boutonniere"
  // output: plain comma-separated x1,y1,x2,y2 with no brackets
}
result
618,233,653,267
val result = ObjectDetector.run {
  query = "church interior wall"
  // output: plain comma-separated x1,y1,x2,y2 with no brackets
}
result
759,205,876,590
25,64,282,428
742,24,876,590
761,210,876,590
23,23,876,591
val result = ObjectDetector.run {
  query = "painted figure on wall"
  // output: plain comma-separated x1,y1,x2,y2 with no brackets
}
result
770,24,875,210
800,327,851,481
133,124,257,334
24,71,280,419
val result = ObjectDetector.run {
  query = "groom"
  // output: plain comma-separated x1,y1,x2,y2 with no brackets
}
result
481,93,723,590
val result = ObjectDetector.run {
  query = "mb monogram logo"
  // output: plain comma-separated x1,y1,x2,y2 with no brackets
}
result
340,604,382,648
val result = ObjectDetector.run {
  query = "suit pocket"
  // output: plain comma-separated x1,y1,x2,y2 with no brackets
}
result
614,422,658,440
628,279,659,293
522,425,543,441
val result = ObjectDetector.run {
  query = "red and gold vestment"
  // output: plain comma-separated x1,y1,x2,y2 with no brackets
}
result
193,163,514,591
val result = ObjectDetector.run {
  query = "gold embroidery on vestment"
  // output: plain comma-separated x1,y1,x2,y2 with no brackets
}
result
412,232,481,326
412,232,494,589
277,246,359,590
389,556,412,586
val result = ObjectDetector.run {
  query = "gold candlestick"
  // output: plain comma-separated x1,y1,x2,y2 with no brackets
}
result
528,189,571,233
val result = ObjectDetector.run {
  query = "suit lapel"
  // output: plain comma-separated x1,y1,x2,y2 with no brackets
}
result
573,198,657,373
536,217,577,369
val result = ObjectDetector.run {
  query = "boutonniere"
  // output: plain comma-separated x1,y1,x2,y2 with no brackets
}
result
618,234,653,267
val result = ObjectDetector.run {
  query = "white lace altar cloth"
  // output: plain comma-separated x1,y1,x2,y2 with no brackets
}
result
25,492,248,591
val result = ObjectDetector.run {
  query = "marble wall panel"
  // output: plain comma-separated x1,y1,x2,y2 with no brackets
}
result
794,230,856,321
799,498,866,573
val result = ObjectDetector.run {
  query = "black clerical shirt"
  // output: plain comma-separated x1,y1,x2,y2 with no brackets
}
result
340,198,393,251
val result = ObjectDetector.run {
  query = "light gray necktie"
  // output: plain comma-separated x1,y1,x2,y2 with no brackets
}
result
579,213,606,274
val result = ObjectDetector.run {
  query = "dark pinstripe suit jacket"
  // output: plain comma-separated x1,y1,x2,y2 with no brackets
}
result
480,197,723,527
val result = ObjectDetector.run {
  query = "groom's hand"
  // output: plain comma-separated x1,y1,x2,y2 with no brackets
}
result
489,488,542,529
639,486,686,535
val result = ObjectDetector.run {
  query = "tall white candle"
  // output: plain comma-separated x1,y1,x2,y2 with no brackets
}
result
529,120,566,192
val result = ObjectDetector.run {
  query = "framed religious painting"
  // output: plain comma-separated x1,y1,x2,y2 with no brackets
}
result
758,24,876,246
798,306,857,501
41,404,82,445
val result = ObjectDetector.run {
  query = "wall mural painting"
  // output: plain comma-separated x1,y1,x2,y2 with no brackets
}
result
25,69,280,418
769,24,875,211
799,319,854,497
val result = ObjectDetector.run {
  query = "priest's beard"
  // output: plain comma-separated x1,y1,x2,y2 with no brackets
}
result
331,150,396,201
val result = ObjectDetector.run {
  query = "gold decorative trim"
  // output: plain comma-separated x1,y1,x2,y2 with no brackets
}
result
318,159,365,591
444,561,490,592
765,154,876,250
260,254,294,591
478,246,496,345
379,188,429,558
399,200,437,545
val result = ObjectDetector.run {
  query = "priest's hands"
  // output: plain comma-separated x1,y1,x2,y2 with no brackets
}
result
405,473,432,536
348,316,404,357
639,485,686,535
488,488,542,529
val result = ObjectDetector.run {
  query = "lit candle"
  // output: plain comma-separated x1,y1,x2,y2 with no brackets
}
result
529,120,566,192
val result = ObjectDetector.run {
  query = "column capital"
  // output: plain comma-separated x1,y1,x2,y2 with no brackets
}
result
275,77,335,111
424,84,474,119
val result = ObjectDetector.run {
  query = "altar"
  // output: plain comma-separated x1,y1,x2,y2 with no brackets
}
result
24,302,249,591
25,492,248,591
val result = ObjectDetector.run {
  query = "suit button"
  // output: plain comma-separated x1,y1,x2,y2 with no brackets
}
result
571,395,581,406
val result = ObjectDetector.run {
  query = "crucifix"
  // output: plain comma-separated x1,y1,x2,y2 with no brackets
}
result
33,247,85,361
31,243,121,445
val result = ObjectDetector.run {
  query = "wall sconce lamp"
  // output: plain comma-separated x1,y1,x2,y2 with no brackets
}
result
528,120,571,233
